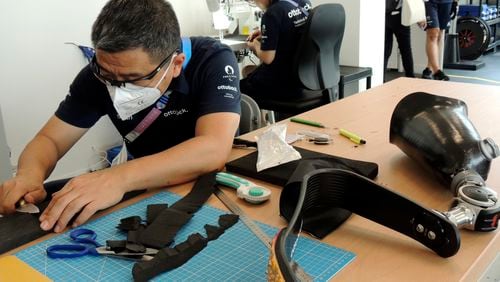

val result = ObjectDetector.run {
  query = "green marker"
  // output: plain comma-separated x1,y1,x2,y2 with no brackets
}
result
290,117,325,128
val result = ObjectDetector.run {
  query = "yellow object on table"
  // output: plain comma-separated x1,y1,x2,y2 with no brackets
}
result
0,256,51,281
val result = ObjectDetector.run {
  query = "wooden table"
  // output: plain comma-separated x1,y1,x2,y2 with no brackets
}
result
231,77,500,281
5,77,500,281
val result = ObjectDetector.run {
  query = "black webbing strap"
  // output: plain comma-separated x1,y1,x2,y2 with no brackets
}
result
137,172,217,249
132,214,239,281
146,204,168,224
280,168,461,258
109,172,240,280
117,216,142,230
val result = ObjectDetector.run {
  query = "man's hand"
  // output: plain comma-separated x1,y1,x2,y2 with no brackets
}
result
450,1,458,20
39,168,127,233
246,29,262,53
246,35,261,53
418,20,427,30
0,176,46,214
246,29,261,42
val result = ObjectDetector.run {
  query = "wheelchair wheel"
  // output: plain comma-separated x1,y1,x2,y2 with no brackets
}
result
457,16,491,60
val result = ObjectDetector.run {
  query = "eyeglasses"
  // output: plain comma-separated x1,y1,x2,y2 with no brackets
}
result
90,49,178,87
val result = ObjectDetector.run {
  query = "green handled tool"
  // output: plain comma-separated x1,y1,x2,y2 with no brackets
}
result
215,172,271,204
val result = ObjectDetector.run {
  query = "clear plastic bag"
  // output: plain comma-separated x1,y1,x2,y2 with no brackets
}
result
256,124,301,172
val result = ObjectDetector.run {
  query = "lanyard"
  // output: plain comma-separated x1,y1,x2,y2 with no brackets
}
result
124,90,172,143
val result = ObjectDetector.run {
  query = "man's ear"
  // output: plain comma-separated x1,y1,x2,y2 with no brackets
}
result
171,53,186,78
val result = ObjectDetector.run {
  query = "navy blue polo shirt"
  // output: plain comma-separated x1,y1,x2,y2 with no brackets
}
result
55,36,241,158
241,0,312,97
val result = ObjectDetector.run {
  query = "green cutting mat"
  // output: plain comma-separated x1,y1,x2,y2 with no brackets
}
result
16,191,355,281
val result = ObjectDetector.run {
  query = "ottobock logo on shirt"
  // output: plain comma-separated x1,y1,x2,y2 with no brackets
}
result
288,3,311,18
163,108,188,118
217,84,238,99
217,85,238,92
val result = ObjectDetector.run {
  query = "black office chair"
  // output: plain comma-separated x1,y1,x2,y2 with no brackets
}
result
252,3,346,118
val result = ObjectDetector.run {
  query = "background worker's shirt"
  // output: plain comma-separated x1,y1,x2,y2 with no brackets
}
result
386,0,402,15
55,36,241,158
248,0,312,93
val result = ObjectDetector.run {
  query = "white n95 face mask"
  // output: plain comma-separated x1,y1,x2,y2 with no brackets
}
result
107,56,174,120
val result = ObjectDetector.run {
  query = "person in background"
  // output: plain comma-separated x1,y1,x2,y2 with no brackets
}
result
384,0,415,80
419,0,458,80
240,0,312,99
0,0,240,232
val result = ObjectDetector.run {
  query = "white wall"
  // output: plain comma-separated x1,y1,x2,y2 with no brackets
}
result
312,0,385,88
0,0,385,180
0,0,215,180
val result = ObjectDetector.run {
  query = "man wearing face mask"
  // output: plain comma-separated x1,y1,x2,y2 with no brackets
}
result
0,0,241,233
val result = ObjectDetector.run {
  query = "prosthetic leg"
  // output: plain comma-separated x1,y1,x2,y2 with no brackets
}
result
390,92,500,231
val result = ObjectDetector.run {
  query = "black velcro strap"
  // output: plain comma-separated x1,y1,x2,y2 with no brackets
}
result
126,242,147,253
106,240,127,253
136,172,217,249
132,233,208,282
146,204,168,224
204,224,223,240
127,225,146,243
117,216,142,231
132,213,239,281
138,209,192,249
170,172,217,213
218,214,239,228
106,240,146,254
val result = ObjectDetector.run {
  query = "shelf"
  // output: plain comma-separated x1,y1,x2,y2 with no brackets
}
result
486,39,499,51
486,17,500,25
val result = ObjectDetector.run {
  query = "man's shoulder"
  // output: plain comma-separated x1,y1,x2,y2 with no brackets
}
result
267,0,311,18
71,65,102,93
186,36,235,66
267,2,289,13
190,36,231,53
75,64,95,80
270,0,311,9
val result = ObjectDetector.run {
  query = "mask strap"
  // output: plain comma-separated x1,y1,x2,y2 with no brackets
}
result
153,55,175,88
181,37,192,69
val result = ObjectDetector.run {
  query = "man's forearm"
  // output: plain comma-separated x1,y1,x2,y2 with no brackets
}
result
252,44,264,61
16,135,59,183
109,134,232,192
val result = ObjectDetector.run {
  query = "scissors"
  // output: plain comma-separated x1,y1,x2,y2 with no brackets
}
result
46,228,157,261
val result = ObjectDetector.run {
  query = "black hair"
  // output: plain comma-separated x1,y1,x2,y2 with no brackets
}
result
91,0,181,62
